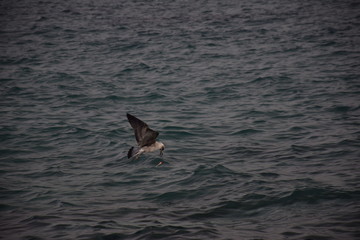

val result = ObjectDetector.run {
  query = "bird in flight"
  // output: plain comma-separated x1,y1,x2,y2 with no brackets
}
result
126,113,165,160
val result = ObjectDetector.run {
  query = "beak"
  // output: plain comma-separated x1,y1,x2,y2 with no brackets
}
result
160,148,164,157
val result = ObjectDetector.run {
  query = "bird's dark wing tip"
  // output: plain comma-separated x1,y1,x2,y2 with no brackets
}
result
127,146,134,159
127,113,147,128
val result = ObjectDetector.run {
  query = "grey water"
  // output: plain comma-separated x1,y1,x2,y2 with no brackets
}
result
1,0,360,239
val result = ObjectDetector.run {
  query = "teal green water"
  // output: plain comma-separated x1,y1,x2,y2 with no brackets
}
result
1,0,360,239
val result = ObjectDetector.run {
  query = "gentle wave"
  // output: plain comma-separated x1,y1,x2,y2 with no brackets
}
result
1,0,359,239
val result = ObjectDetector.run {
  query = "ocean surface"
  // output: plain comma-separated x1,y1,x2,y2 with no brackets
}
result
1,0,360,239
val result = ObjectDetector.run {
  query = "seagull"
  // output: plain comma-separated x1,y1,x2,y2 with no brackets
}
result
126,113,165,159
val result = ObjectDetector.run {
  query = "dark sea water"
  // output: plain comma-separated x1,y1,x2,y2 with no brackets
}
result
1,0,360,239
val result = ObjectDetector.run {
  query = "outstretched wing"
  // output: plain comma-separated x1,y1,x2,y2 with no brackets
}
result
127,113,159,147
140,128,159,147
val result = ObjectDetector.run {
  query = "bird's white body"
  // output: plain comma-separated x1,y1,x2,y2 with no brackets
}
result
132,141,165,159
142,141,165,153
